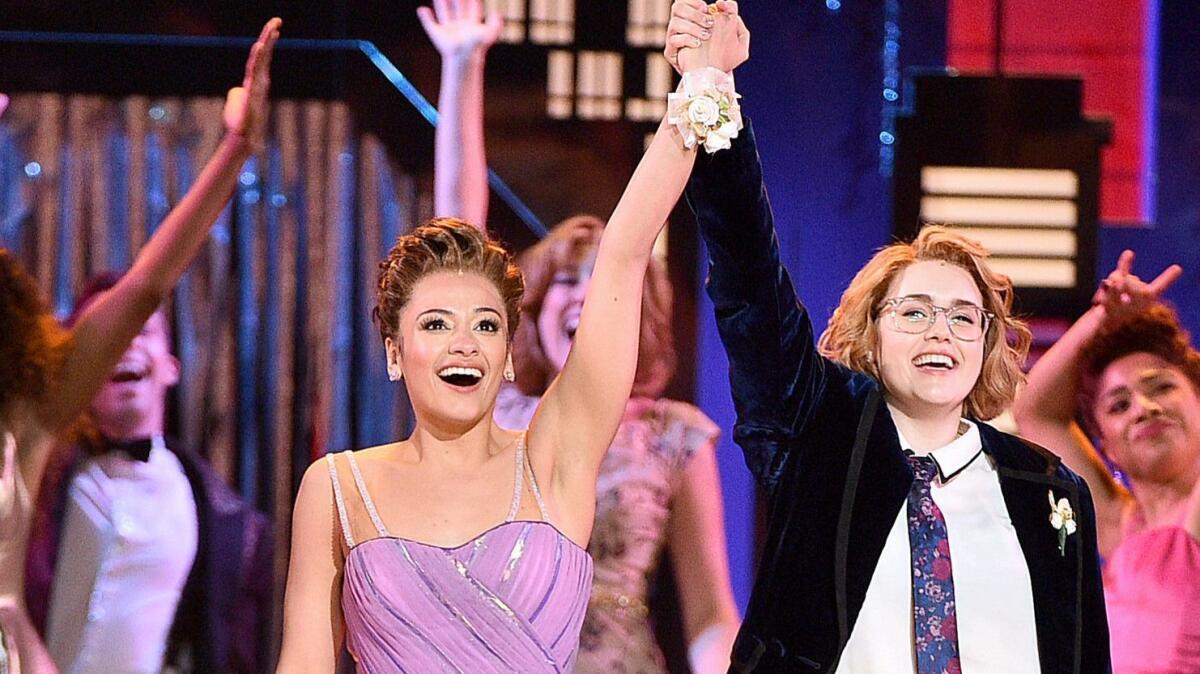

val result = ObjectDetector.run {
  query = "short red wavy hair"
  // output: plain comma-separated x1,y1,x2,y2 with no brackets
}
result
511,215,676,398
817,226,1032,420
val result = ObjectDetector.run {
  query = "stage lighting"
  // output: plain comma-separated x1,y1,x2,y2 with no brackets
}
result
893,72,1111,316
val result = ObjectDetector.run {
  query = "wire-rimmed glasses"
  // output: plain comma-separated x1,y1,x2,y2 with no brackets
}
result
880,296,994,342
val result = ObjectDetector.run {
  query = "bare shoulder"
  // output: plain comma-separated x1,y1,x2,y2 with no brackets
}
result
295,457,337,514
325,441,408,474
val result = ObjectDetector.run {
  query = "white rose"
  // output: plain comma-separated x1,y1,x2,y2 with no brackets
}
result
1050,512,1063,529
687,95,721,127
1065,519,1077,535
703,132,732,153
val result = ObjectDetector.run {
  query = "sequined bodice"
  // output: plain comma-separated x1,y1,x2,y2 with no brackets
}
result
326,438,593,673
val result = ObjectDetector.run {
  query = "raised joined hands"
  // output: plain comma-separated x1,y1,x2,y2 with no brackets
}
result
666,0,749,75
223,18,282,153
1092,249,1183,324
418,0,503,61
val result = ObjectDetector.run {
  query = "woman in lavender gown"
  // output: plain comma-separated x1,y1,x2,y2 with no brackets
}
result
415,1,740,670
275,6,749,672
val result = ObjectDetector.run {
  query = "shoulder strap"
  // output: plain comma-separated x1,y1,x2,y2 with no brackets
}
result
324,453,356,548
506,434,525,522
345,452,391,537
518,432,552,522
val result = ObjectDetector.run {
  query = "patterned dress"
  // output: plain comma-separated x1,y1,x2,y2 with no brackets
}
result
495,389,720,673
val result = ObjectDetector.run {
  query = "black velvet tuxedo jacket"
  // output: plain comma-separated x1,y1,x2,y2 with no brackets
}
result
685,120,1111,674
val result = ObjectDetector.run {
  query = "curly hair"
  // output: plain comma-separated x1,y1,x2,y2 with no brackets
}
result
373,217,524,343
0,249,68,422
510,214,676,398
816,225,1032,420
1078,304,1200,434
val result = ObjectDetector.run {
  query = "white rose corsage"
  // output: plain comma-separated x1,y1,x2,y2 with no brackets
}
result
668,67,742,154
1048,489,1077,556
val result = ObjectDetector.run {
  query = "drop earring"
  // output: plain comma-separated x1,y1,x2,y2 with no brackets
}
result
504,355,515,382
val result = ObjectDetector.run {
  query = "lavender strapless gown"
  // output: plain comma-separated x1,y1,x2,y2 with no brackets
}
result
326,438,593,673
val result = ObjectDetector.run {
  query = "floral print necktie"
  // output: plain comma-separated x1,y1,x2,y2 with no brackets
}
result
907,455,961,674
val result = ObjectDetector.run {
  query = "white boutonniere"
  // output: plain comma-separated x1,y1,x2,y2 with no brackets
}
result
1048,489,1077,556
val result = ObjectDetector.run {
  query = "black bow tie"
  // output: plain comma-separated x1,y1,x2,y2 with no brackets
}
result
104,436,155,462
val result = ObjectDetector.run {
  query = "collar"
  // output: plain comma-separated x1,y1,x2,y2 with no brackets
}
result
103,434,167,463
896,419,984,483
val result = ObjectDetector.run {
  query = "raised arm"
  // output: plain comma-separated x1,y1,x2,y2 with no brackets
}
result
671,0,828,494
36,19,280,442
1014,250,1181,547
528,4,749,544
418,0,500,227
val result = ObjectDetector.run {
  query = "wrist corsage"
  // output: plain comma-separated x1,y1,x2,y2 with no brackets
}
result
668,67,742,154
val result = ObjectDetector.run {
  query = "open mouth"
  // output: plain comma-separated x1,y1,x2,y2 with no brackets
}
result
437,366,484,388
1133,418,1175,441
110,363,150,384
912,353,957,371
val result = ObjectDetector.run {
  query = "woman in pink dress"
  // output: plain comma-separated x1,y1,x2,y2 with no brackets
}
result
275,8,748,672
1015,251,1200,672
0,21,279,673
415,1,741,670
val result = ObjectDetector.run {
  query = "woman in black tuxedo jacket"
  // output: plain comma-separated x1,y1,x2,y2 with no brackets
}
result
666,4,1110,673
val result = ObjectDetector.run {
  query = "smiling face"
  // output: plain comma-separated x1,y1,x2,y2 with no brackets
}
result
535,250,595,376
1092,352,1200,484
90,308,179,438
385,270,511,432
876,261,987,419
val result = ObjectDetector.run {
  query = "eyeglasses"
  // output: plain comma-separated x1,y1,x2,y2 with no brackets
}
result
880,296,994,342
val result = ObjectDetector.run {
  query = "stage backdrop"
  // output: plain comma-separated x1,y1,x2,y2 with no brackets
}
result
0,93,421,657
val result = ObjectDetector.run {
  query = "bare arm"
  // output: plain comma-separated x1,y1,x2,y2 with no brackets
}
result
667,439,740,673
37,19,279,432
277,460,346,672
22,19,280,494
1014,306,1126,496
1014,250,1181,551
418,0,500,227
528,4,750,544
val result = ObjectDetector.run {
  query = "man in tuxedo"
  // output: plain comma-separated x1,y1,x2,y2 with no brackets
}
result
26,273,272,674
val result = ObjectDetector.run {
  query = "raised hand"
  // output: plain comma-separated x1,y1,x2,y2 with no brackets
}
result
223,17,282,152
418,0,503,61
672,1,744,74
1092,249,1183,323
666,0,748,74
666,0,712,73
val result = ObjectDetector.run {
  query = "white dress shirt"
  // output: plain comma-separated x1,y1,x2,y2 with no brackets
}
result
835,419,1041,673
46,438,198,674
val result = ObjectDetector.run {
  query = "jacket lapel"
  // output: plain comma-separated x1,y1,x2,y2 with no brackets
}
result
984,426,1084,674
836,387,911,652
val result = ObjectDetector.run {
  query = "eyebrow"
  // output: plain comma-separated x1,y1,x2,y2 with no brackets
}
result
417,307,503,318
1100,371,1176,400
1101,385,1130,401
899,294,983,308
